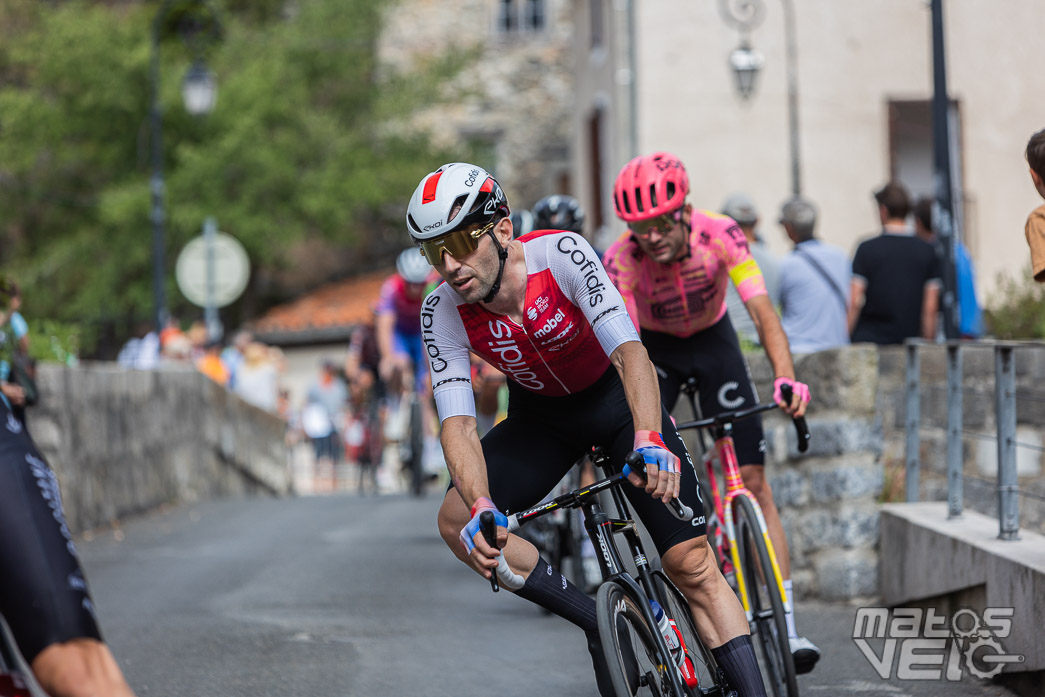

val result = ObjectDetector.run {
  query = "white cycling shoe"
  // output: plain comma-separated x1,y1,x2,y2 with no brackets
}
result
789,636,821,674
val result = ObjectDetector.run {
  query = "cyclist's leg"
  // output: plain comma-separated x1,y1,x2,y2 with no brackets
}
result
434,407,614,696
0,426,136,697
606,403,766,696
33,641,135,697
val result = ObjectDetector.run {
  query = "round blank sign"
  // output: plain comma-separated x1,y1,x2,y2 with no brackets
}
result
175,232,250,308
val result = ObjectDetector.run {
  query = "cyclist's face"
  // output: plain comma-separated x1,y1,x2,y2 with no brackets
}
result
431,220,507,304
631,207,689,263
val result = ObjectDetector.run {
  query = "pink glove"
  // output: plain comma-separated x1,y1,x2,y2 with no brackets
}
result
773,376,811,408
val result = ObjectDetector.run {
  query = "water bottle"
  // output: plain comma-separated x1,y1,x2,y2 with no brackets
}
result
649,600,680,655
650,600,700,688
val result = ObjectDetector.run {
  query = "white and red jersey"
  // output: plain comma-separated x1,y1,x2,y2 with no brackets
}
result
602,210,768,338
421,230,639,421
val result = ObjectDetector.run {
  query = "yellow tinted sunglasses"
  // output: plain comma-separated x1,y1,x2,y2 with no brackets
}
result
418,220,496,264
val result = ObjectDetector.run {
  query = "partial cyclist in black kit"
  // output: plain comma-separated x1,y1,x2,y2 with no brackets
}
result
0,391,137,696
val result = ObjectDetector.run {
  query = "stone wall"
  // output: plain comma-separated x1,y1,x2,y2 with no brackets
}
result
671,344,884,601
876,343,1045,534
29,362,292,533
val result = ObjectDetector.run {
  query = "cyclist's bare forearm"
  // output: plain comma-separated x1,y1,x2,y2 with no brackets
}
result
440,414,491,507
746,295,795,379
375,312,396,360
610,340,662,433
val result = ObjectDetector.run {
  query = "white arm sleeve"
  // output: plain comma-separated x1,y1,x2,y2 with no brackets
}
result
421,289,476,421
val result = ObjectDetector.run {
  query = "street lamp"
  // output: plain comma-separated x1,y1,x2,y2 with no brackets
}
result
181,60,218,116
720,0,803,196
150,1,220,334
728,42,765,100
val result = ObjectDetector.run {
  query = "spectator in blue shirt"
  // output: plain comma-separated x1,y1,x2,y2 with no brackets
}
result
776,197,851,354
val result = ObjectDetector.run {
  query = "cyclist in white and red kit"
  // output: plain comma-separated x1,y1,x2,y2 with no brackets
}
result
407,162,767,696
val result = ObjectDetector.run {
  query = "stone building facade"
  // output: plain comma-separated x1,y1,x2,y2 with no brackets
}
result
378,0,578,222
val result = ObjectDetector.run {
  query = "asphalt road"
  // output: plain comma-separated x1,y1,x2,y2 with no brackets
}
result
73,492,1019,697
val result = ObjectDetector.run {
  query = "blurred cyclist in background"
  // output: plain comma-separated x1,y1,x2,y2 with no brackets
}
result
533,194,585,236
377,249,442,479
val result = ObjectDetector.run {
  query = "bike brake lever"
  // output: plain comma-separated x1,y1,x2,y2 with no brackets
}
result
479,510,499,593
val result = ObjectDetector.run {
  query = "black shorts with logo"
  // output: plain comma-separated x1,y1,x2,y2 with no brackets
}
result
479,368,707,557
642,314,767,466
0,401,102,663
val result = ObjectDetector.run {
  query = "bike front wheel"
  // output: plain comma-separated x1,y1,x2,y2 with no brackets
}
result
733,494,798,697
596,581,686,697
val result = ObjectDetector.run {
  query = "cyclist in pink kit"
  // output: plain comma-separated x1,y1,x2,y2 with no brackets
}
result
408,162,767,696
604,152,821,673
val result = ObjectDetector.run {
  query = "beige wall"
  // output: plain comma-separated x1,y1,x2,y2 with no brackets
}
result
579,0,1044,299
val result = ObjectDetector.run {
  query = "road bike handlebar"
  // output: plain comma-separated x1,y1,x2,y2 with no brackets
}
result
479,510,499,593
503,451,694,536
674,383,810,454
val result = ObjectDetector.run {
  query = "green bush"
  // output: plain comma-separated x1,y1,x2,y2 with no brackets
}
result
26,319,93,365
983,269,1045,339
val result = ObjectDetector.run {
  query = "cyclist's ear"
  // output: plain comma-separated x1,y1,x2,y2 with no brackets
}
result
494,216,514,244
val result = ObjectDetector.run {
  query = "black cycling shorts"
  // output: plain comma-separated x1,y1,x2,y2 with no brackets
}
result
0,403,102,663
479,368,706,558
642,314,766,466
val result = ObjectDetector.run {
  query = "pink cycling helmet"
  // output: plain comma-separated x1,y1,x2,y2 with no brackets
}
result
612,152,690,222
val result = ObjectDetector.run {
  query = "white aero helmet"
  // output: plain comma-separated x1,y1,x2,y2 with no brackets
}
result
406,163,510,242
396,248,431,284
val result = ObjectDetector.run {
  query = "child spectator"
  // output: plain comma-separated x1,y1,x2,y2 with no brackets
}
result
1024,128,1045,282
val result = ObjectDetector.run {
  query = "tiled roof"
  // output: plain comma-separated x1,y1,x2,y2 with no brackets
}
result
249,269,389,345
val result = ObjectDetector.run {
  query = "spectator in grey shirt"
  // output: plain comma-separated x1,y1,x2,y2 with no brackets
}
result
721,193,779,345
776,197,851,354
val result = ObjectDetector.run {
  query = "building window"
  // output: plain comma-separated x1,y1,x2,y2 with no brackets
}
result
888,98,971,246
590,0,603,50
497,0,546,34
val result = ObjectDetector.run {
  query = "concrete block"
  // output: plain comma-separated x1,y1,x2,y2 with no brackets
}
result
880,502,1045,672
814,548,879,600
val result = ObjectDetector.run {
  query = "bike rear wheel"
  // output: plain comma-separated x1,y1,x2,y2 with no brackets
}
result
597,581,685,697
733,495,798,697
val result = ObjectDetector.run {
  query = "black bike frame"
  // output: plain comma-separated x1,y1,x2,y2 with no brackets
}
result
508,447,688,695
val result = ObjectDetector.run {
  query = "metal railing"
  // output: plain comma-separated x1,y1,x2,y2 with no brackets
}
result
904,339,1045,541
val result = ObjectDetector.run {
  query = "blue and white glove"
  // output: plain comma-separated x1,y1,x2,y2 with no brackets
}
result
633,430,681,475
459,496,508,553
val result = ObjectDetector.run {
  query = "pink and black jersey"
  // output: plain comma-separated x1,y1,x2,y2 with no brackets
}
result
602,210,768,338
422,231,638,421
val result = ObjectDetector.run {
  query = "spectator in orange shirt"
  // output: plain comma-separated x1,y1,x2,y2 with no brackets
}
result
195,338,229,385
1024,128,1045,282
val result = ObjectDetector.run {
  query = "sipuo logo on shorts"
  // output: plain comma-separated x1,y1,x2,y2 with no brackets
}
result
852,606,1025,680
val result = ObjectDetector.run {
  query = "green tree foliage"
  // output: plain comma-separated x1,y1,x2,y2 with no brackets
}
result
0,0,471,350
984,269,1045,339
